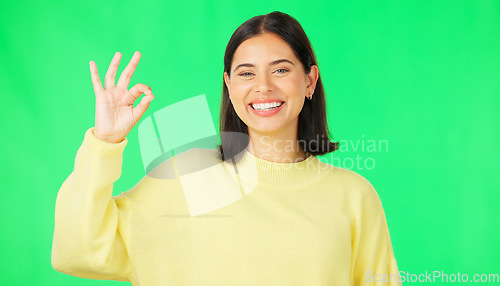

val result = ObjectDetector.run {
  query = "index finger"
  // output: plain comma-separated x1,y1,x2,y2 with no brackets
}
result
89,61,104,94
116,51,141,88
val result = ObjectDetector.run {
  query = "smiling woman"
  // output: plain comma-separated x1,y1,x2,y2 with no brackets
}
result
223,33,317,163
218,12,339,164
51,10,401,286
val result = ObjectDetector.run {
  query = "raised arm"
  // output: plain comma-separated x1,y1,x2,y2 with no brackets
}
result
51,51,155,281
51,128,132,280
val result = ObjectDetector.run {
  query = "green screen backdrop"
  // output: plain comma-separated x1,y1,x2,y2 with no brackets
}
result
1,0,499,285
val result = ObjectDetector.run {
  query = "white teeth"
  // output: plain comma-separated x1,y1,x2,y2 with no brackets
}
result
251,101,283,111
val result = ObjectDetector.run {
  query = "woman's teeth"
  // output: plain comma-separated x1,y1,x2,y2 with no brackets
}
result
251,102,283,111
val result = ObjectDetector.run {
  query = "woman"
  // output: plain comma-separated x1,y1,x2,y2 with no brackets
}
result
51,11,401,285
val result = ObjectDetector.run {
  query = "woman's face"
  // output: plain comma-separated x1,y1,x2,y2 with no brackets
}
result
224,32,318,139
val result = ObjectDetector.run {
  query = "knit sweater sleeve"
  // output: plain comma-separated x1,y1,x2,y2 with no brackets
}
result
51,127,133,281
351,177,401,286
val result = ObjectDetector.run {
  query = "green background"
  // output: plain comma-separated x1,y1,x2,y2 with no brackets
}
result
1,0,499,284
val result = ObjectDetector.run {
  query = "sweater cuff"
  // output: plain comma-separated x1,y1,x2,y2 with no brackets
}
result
82,127,128,158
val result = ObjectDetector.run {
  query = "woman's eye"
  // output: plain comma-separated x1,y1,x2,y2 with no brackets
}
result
275,68,289,74
239,72,254,77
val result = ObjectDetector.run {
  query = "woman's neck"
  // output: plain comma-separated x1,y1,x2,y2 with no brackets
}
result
246,128,309,163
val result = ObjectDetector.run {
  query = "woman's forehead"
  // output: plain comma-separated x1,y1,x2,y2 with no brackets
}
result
232,33,298,67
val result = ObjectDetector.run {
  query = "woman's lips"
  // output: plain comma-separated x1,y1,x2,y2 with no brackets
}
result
248,102,285,117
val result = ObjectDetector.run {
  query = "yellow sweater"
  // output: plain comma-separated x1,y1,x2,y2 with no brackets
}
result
51,127,401,285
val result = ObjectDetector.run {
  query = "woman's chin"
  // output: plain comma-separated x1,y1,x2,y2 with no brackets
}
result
247,124,283,136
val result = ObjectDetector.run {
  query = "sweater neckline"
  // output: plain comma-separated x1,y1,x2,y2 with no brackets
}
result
226,148,323,187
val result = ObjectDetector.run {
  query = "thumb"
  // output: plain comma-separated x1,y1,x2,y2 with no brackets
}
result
132,94,154,123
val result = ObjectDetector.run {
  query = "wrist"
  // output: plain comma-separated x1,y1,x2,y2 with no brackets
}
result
92,129,125,144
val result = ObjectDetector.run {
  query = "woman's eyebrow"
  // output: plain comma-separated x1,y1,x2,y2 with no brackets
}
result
233,59,295,72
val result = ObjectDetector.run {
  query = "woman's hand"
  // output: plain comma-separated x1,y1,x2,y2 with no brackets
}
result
89,51,154,143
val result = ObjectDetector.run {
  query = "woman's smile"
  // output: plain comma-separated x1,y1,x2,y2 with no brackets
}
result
248,99,285,117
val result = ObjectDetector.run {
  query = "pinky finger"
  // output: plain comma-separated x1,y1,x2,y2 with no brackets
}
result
89,61,104,95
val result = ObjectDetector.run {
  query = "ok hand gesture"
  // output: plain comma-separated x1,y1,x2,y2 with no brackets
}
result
89,51,154,143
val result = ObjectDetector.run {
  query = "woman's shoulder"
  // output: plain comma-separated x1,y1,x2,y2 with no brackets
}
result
317,160,378,197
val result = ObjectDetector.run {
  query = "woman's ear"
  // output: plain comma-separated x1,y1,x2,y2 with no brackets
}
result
306,65,319,96
224,72,231,99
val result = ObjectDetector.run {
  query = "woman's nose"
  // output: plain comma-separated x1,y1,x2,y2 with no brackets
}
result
255,73,273,94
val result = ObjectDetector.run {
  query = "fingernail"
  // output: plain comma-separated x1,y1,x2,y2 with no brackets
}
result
147,89,152,94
